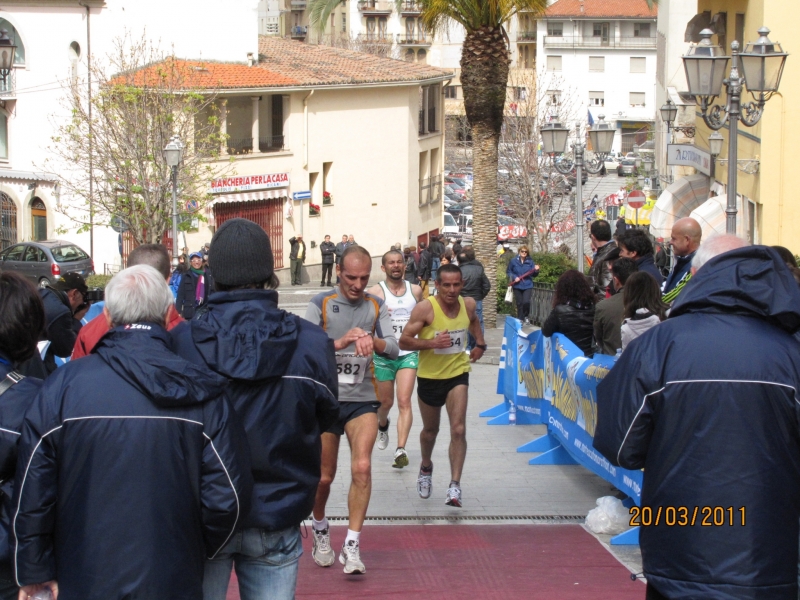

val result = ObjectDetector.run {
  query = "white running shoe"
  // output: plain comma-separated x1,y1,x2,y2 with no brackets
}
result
311,528,335,567
339,540,365,574
376,419,390,451
445,484,463,507
392,447,409,469
417,464,433,499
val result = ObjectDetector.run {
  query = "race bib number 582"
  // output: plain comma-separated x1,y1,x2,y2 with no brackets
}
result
335,353,371,384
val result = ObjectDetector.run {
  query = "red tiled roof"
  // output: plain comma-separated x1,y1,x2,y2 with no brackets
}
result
113,38,452,91
545,0,657,18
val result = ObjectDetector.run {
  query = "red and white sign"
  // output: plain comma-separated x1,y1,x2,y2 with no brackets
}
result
626,190,646,210
498,224,528,241
210,172,290,194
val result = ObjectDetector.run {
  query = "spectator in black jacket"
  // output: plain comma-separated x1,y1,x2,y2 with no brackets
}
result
14,265,252,600
0,273,44,600
319,235,336,287
428,235,445,281
173,219,339,600
417,243,432,298
618,229,664,286
176,252,214,319
593,257,637,355
458,246,491,350
542,270,596,356
588,220,617,299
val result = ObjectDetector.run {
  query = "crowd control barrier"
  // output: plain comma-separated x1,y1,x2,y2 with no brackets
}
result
483,317,643,545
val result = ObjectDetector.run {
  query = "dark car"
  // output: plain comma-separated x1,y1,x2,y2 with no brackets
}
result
446,202,470,218
566,167,589,186
617,159,637,176
0,240,94,288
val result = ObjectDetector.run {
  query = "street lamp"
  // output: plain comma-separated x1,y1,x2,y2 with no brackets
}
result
163,135,184,262
682,27,787,233
708,131,724,158
0,30,17,87
541,115,615,272
660,99,696,137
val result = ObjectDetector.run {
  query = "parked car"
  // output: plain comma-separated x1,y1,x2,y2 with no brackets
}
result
441,211,461,240
446,202,471,218
0,240,94,288
603,152,622,172
566,166,589,186
444,183,466,198
617,159,637,176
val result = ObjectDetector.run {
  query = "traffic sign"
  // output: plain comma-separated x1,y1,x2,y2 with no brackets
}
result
626,190,646,209
293,191,312,201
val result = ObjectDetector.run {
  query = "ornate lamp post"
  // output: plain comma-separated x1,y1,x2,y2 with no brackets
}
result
682,27,787,233
541,115,616,272
0,30,17,89
163,136,184,263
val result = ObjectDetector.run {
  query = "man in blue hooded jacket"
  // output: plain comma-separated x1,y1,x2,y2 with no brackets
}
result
172,218,339,600
13,265,251,600
595,236,800,600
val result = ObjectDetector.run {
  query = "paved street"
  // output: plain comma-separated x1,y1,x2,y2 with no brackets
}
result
277,284,643,576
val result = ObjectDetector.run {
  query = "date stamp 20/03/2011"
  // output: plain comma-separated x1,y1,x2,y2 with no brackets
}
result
629,506,746,527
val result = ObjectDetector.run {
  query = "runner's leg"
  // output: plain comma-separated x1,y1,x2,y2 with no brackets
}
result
418,399,442,468
376,379,395,429
445,385,469,482
343,411,378,532
394,368,416,449
313,432,340,521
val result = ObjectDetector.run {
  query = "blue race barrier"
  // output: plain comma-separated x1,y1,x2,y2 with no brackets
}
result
486,319,644,543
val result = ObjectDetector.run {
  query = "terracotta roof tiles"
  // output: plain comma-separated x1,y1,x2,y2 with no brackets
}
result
545,0,657,19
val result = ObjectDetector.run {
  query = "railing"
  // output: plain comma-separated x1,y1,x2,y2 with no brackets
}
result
290,0,306,8
419,175,441,206
543,35,656,49
529,282,555,326
291,25,308,37
104,263,121,276
517,31,537,41
227,135,288,155
357,32,392,43
357,0,392,12
399,1,422,13
397,32,432,45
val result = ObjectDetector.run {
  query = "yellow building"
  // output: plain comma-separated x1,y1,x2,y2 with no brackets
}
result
694,0,799,250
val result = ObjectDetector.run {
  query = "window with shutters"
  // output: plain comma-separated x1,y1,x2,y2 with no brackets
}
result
547,22,563,36
588,56,604,72
589,91,604,106
546,55,562,71
634,23,651,37
630,57,646,73
547,90,561,106
629,92,646,106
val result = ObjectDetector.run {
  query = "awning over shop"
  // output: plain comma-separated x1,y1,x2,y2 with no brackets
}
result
690,193,745,239
649,174,710,238
0,170,57,183
210,189,288,204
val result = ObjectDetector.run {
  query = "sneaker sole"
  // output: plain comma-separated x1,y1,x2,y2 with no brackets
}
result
392,454,409,469
445,498,462,508
339,553,365,574
312,550,336,568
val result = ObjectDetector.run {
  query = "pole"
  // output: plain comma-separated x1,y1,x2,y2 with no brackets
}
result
575,142,584,273
171,165,178,261
84,3,93,258
726,42,742,235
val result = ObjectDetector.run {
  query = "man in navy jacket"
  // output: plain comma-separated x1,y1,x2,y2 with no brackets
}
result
172,219,339,600
595,236,800,600
13,265,252,600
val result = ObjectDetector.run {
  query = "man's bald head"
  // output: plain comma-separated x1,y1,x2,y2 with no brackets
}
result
691,234,749,274
670,217,702,257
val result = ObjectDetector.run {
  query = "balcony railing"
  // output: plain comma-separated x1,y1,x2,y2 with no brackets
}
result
227,135,288,155
291,25,308,38
357,0,392,12
543,35,656,49
399,1,422,14
419,175,441,206
517,31,536,42
396,32,432,45
290,0,306,8
356,32,392,43
0,70,16,98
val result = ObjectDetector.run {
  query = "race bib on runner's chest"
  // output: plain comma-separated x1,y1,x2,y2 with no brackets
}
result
335,353,371,384
434,329,468,354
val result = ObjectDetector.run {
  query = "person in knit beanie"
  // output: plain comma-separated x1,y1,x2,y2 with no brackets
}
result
171,218,339,600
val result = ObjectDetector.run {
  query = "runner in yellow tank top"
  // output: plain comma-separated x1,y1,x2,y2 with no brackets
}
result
400,263,487,507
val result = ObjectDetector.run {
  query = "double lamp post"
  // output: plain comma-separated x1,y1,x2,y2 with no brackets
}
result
163,135,184,264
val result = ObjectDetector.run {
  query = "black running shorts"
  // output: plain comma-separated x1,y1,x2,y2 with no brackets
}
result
326,401,380,436
417,373,470,408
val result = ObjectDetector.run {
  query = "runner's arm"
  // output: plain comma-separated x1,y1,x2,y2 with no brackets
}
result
373,302,399,359
464,297,486,362
411,284,423,303
399,301,450,351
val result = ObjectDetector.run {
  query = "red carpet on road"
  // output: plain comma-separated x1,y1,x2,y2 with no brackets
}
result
226,524,644,599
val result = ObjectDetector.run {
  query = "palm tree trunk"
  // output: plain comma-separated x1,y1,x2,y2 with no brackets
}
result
460,26,509,328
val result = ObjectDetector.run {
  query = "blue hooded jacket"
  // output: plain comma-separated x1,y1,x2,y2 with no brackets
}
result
172,289,339,532
507,255,537,290
13,324,252,599
594,246,800,599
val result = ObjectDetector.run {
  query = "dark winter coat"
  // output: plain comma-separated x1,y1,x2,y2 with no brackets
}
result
0,360,41,571
172,289,339,533
176,268,214,320
418,249,432,280
320,241,336,265
541,302,596,356
662,250,696,302
289,237,306,262
39,287,81,373
506,255,537,291
13,324,252,600
634,254,664,285
460,259,491,301
588,241,617,296
334,241,348,265
404,253,418,283
594,246,800,600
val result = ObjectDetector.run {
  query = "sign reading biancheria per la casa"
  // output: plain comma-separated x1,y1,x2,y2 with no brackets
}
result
209,172,290,194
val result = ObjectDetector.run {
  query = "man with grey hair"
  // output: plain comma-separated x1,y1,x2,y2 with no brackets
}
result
13,264,252,600
595,239,800,599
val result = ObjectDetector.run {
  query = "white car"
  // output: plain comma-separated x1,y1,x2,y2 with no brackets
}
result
603,152,621,172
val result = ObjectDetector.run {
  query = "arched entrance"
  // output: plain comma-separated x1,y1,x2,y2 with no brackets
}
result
31,197,46,241
0,192,16,250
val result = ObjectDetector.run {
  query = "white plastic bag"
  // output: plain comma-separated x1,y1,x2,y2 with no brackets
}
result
504,286,513,303
585,496,631,534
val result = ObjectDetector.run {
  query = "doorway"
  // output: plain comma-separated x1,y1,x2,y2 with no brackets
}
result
31,198,46,241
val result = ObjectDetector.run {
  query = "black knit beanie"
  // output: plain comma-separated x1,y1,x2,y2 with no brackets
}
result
209,218,274,286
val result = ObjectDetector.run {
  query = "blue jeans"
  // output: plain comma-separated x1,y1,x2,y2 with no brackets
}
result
203,526,302,600
431,257,441,282
467,300,484,350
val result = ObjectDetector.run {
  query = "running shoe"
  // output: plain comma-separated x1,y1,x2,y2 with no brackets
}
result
339,540,365,574
417,464,433,499
376,419,390,451
445,484,463,507
311,528,335,567
392,447,409,469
